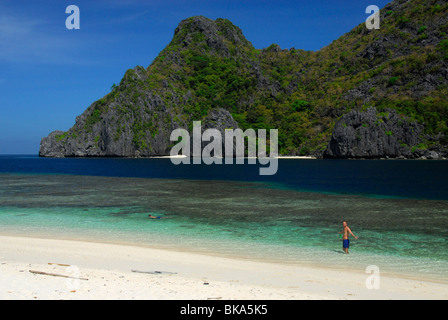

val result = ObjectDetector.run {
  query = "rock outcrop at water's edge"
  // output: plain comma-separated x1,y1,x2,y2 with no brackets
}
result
324,108,420,158
39,105,239,158
323,108,447,159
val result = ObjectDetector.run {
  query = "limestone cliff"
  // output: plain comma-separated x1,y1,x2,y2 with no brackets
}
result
40,1,448,158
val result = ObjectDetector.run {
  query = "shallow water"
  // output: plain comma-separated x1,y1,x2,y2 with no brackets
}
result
1,171,447,282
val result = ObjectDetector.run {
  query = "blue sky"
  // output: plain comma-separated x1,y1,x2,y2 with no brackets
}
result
0,0,390,154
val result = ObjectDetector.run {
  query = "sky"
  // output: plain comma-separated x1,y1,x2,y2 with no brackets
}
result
0,0,390,154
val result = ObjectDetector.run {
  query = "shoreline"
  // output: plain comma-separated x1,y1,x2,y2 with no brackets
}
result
3,230,448,285
1,235,447,300
8,153,447,160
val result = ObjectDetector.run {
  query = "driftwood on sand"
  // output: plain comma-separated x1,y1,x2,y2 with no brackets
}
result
29,270,88,281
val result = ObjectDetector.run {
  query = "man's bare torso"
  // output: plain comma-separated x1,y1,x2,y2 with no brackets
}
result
342,226,351,240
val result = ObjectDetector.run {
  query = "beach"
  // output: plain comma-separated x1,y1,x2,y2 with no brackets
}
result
1,235,447,300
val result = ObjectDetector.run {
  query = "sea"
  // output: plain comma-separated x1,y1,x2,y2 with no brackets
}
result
1,155,447,282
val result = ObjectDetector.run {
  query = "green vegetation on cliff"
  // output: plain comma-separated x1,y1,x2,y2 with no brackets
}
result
144,0,448,155
41,0,448,158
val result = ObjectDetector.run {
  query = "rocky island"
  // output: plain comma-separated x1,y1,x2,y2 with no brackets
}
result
40,0,448,159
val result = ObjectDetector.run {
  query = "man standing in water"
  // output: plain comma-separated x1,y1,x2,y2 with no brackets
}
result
340,221,358,254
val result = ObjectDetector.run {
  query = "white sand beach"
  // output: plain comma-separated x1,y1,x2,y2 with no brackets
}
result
0,235,447,300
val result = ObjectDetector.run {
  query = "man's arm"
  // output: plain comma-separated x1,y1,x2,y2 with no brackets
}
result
347,227,358,239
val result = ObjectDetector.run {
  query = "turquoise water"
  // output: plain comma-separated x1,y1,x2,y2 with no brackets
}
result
1,172,448,282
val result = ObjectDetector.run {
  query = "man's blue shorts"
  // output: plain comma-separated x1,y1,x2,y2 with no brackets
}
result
343,239,350,249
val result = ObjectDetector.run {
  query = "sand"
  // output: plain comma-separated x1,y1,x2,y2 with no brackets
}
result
0,235,447,300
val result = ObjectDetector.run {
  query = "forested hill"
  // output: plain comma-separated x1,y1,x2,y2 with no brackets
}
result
40,0,448,159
